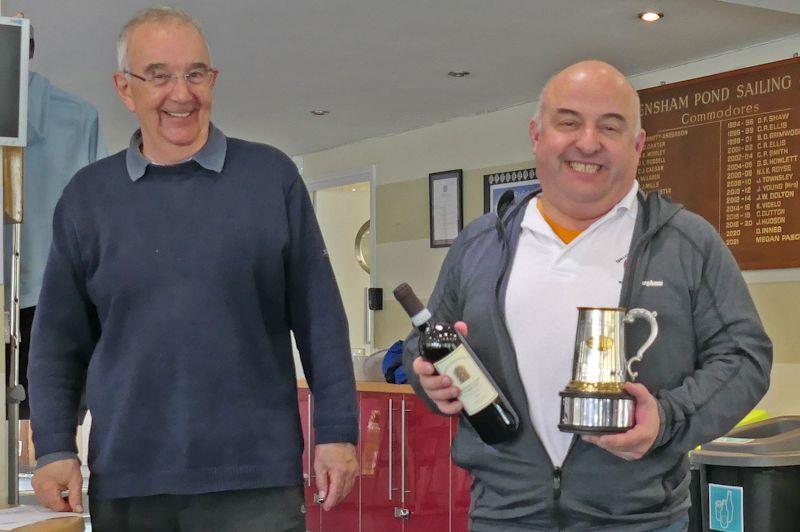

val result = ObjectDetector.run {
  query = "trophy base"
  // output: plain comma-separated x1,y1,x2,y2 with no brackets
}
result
558,389,634,435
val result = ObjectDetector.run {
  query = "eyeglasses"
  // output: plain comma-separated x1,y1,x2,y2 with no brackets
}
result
124,67,216,88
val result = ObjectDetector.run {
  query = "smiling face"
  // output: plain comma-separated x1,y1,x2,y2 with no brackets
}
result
113,20,216,164
529,61,645,229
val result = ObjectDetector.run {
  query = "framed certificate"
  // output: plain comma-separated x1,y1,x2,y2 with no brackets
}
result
429,169,463,248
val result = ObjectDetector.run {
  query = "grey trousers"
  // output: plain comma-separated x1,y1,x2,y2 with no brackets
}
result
89,485,305,532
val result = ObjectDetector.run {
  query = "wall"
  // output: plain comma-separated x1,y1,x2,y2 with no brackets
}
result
314,182,371,354
302,34,800,417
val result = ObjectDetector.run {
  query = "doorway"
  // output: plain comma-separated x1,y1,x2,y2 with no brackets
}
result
295,166,377,379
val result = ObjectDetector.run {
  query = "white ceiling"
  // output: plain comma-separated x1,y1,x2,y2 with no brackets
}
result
4,0,800,155
718,0,800,15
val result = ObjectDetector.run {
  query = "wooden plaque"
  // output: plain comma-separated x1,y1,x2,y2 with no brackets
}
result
638,57,800,270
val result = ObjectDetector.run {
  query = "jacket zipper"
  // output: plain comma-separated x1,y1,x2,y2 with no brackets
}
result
553,466,562,499
553,466,564,530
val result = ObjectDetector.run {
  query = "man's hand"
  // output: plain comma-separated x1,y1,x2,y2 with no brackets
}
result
583,382,661,460
412,321,469,415
31,458,83,513
313,442,357,511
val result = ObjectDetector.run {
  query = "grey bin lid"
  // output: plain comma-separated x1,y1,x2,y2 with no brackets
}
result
691,416,800,467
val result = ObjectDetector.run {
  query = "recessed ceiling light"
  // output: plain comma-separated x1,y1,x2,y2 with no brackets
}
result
448,71,471,78
310,109,329,116
638,12,664,22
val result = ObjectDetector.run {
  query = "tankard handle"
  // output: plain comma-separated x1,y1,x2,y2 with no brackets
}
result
623,308,658,381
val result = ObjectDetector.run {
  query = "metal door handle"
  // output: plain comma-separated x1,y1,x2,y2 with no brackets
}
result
401,398,407,504
394,507,410,519
388,398,394,500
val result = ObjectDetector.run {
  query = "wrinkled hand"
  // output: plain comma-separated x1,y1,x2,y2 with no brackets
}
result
31,458,83,513
583,382,661,460
412,321,469,415
313,442,358,511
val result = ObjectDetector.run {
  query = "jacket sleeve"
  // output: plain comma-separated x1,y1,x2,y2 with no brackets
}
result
652,225,772,454
284,167,358,445
28,193,99,457
401,232,466,415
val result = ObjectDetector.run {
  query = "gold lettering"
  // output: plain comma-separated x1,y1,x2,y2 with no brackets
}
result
736,75,792,98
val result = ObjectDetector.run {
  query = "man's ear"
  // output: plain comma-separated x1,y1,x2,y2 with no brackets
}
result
209,68,219,90
634,128,646,155
113,72,136,113
529,118,539,148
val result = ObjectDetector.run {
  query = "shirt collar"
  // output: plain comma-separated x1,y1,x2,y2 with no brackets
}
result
125,122,227,181
522,181,640,238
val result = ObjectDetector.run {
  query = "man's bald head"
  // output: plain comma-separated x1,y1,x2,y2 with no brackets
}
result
527,59,647,229
534,60,641,135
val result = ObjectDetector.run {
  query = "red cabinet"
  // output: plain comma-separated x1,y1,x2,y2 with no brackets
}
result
360,392,403,532
402,395,451,532
298,385,470,532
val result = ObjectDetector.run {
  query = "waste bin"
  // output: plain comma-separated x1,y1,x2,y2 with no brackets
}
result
690,416,800,532
687,409,770,531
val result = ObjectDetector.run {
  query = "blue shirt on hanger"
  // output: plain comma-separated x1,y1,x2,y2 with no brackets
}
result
5,71,106,309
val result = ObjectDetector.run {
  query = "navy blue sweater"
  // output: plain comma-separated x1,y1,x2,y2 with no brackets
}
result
28,137,358,499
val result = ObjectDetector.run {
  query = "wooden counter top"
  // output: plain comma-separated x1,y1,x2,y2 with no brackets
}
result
297,379,413,394
14,517,83,532
0,506,83,532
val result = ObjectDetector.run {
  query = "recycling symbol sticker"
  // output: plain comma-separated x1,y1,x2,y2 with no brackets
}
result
709,483,744,532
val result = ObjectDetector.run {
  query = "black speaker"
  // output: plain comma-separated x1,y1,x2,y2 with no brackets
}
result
368,288,383,310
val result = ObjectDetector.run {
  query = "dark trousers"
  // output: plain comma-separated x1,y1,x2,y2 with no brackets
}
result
89,486,305,532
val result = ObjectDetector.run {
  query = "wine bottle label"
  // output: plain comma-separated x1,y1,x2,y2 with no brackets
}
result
433,345,499,415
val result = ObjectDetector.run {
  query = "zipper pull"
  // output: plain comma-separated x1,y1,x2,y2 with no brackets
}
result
553,467,562,500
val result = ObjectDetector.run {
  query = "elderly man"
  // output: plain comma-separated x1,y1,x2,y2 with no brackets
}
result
404,60,772,531
28,7,358,531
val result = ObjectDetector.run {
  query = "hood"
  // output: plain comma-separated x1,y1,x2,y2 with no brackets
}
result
637,189,684,237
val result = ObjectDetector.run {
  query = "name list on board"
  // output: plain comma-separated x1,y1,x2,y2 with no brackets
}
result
637,57,800,270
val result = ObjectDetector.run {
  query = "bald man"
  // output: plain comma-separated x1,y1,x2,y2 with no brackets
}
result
403,61,771,531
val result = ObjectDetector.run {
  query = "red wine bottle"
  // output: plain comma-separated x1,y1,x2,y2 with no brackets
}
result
393,283,518,444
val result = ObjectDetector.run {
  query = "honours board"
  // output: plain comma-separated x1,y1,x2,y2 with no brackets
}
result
638,57,800,270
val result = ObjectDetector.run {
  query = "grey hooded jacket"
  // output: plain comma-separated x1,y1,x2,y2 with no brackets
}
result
402,190,772,531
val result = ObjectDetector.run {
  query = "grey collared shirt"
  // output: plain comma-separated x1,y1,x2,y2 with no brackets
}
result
125,123,227,180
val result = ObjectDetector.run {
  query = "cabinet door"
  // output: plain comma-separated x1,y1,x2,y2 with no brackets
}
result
450,418,471,532
360,392,403,532
402,394,451,532
298,389,321,532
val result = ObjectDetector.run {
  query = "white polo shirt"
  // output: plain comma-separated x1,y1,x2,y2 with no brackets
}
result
505,182,639,467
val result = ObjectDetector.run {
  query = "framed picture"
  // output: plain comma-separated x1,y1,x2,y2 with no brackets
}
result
483,168,540,214
429,169,463,248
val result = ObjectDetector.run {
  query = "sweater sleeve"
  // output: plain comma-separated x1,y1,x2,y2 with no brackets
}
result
28,193,99,457
653,225,772,453
284,170,358,445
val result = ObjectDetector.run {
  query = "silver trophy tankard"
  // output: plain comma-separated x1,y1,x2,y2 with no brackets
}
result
559,307,658,434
